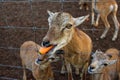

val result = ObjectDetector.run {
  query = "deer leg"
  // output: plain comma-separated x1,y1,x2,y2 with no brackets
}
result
75,67,79,75
94,14,100,27
118,73,120,80
84,3,89,11
80,63,88,80
100,15,110,39
61,56,66,74
49,73,54,80
61,61,66,74
49,76,54,80
91,9,95,25
22,63,27,80
79,0,83,10
91,0,95,25
49,68,54,80
49,79,54,80
86,5,89,11
65,60,74,80
23,69,27,80
111,12,120,41
79,4,83,10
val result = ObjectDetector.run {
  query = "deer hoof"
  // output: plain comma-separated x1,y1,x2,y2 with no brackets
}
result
112,37,117,41
61,70,65,74
75,71,79,75
100,35,106,39
86,7,89,11
93,23,98,27
79,7,82,10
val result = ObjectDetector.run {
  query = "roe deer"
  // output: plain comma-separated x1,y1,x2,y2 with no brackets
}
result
41,11,92,80
91,0,120,41
88,48,120,80
20,41,54,80
79,0,90,10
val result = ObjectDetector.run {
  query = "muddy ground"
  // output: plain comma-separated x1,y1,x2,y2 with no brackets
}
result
0,1,120,80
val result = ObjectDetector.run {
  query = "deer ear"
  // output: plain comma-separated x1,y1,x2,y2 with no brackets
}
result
106,54,112,59
95,49,103,54
47,10,55,17
95,50,99,53
73,14,89,27
95,49,100,54
103,60,117,66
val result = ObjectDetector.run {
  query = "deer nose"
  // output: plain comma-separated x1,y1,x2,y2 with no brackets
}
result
35,58,42,65
42,40,51,47
90,66,95,70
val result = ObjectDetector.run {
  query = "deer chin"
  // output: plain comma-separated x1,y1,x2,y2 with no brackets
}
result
48,44,65,57
47,39,69,60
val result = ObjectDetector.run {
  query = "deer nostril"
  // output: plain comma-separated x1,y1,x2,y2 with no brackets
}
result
42,40,50,47
35,58,42,64
90,66,95,69
50,57,55,61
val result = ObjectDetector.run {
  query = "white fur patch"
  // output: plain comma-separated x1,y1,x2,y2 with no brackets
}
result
109,5,114,12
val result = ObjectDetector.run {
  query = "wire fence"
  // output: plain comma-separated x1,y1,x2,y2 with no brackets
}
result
0,76,18,80
0,0,106,50
0,0,120,80
0,0,120,2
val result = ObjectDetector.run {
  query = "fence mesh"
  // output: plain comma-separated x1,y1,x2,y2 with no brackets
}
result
0,0,120,80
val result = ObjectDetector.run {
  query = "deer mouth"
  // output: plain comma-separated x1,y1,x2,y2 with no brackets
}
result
49,44,57,50
41,44,57,55
45,44,57,54
46,44,65,61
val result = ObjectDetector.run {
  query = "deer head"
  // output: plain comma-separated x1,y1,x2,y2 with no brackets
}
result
41,10,89,58
88,50,117,74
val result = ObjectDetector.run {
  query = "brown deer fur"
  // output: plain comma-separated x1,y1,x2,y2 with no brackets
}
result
42,11,92,80
91,0,120,41
88,48,120,80
61,28,92,80
20,41,54,80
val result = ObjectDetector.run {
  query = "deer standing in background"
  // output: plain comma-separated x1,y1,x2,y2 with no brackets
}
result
79,0,90,10
88,48,120,80
20,41,54,80
41,11,92,80
91,0,120,41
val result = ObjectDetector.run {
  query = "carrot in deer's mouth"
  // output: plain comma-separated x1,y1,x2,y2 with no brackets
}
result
39,45,54,55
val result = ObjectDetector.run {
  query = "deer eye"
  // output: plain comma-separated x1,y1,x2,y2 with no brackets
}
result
65,24,72,29
103,63,108,66
91,56,93,59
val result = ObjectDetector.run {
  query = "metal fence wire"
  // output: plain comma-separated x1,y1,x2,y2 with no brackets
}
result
0,0,105,50
0,0,120,80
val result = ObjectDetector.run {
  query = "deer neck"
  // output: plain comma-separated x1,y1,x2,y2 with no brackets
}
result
63,28,83,54
93,68,109,80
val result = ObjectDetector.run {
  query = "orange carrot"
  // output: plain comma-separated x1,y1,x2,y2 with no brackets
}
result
39,46,53,55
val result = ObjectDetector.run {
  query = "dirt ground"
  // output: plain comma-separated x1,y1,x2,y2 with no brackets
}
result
0,1,120,80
